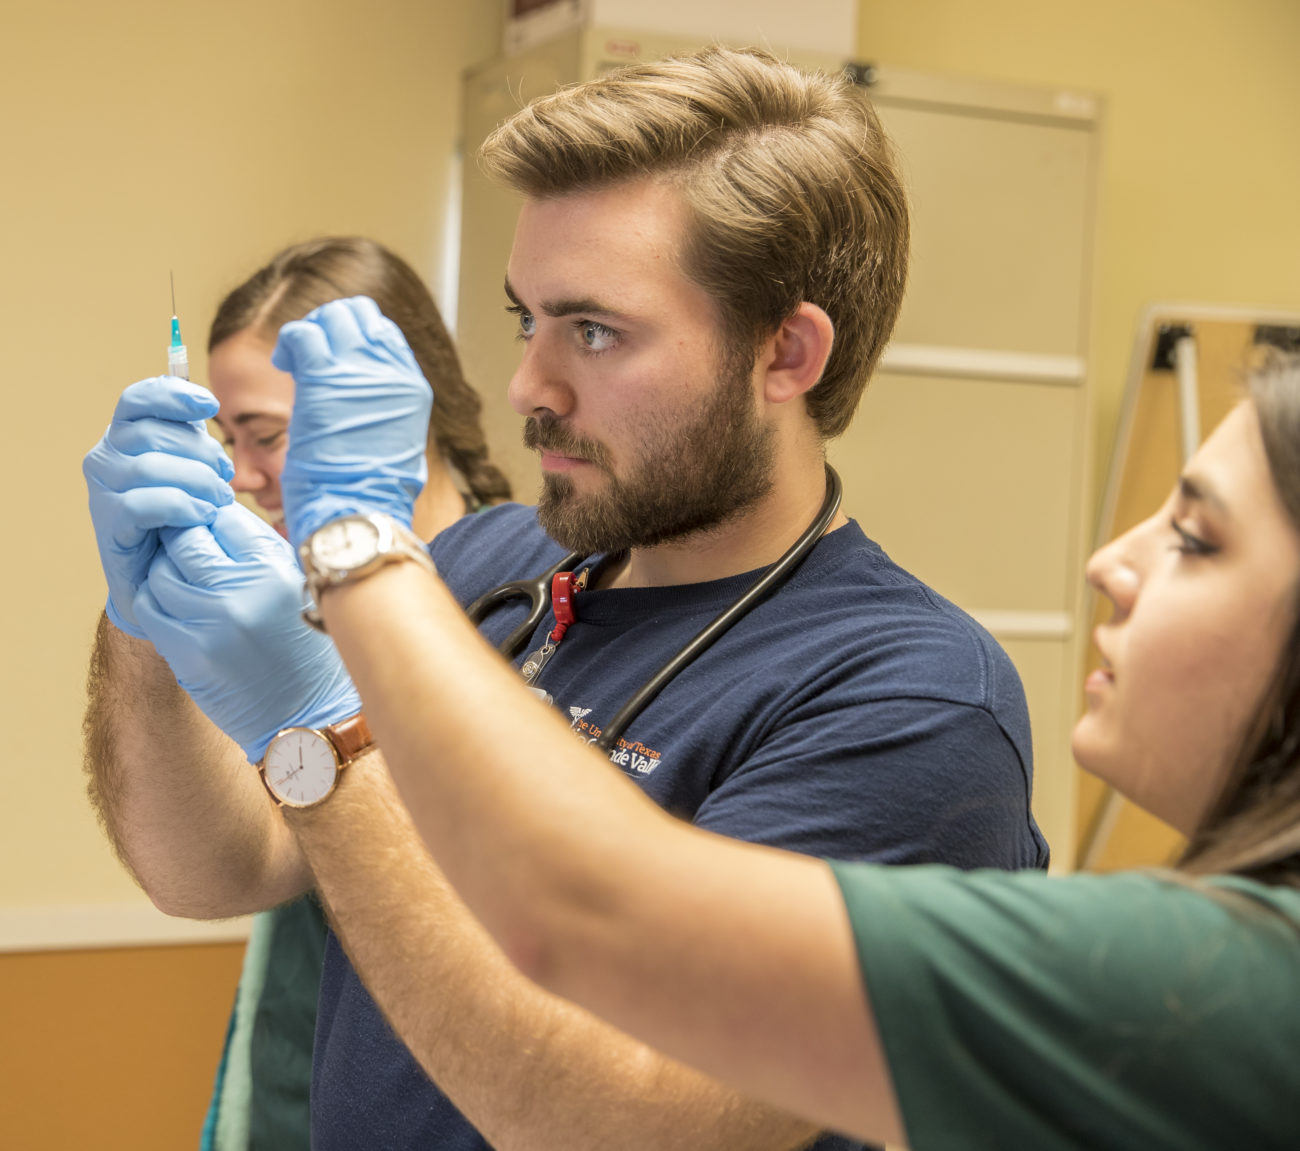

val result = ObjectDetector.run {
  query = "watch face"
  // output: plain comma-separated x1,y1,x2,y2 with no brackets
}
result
263,728,339,807
311,516,383,572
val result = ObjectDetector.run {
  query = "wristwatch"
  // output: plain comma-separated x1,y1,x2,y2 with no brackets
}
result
259,713,373,809
299,512,437,630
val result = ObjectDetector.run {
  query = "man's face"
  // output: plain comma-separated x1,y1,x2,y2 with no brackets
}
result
505,179,774,555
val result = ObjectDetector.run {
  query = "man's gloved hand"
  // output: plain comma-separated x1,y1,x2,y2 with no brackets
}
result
135,502,361,764
272,295,433,550
83,376,235,638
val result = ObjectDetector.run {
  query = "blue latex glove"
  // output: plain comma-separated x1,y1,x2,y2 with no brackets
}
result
272,295,432,550
135,502,361,764
83,376,235,638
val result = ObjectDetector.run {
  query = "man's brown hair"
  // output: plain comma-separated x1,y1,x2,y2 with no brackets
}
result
480,45,909,438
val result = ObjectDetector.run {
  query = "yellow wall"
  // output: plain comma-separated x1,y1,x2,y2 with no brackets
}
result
0,2,498,1145
858,0,1300,528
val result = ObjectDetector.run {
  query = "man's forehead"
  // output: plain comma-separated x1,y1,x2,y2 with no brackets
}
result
506,184,702,316
513,182,688,254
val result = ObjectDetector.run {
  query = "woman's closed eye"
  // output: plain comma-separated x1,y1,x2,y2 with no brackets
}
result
254,429,287,450
1170,518,1217,557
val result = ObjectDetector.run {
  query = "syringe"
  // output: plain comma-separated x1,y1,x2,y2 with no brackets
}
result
168,270,190,380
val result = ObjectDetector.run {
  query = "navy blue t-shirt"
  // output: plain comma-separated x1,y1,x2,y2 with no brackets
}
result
312,504,1049,1150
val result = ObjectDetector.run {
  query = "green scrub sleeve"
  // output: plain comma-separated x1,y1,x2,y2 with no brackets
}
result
828,862,1300,1151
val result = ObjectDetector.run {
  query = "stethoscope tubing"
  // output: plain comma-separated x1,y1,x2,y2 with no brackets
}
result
465,550,585,658
466,464,843,753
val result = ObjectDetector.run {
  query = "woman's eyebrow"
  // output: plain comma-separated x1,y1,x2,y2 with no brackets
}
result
228,411,288,427
1179,474,1229,518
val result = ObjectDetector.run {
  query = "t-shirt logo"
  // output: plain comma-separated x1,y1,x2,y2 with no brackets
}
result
565,706,663,777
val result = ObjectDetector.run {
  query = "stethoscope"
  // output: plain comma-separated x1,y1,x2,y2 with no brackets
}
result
466,464,843,753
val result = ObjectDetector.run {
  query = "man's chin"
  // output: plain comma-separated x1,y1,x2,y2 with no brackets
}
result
537,491,620,555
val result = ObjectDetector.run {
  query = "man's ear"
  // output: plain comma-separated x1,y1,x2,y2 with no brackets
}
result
761,302,835,406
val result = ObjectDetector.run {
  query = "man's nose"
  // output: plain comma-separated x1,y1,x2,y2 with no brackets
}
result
508,335,574,420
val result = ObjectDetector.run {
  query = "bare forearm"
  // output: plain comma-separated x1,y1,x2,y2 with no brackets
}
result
320,566,902,1145
289,756,819,1151
83,613,308,916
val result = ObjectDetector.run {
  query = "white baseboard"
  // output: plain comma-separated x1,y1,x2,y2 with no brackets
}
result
967,609,1073,640
881,343,1086,385
0,901,252,953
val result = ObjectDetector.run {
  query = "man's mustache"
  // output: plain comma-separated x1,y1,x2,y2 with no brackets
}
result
522,417,612,469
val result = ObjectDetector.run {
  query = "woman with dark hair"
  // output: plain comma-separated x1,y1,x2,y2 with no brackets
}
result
201,237,509,1150
306,351,1300,1150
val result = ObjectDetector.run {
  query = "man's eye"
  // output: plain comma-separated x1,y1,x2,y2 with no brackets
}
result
506,305,535,338
579,321,618,352
256,431,287,450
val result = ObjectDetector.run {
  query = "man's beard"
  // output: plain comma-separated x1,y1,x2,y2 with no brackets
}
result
523,355,776,555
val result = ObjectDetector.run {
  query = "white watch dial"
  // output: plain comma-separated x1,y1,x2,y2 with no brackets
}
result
312,517,383,572
263,728,339,807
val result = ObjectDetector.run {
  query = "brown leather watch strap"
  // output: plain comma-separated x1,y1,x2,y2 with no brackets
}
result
322,713,373,764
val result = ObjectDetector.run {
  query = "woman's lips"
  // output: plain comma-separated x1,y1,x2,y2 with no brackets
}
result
1084,637,1114,698
254,501,288,538
1084,666,1114,695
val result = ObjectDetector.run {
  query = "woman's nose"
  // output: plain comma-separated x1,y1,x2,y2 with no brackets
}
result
229,447,271,496
1086,526,1143,614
